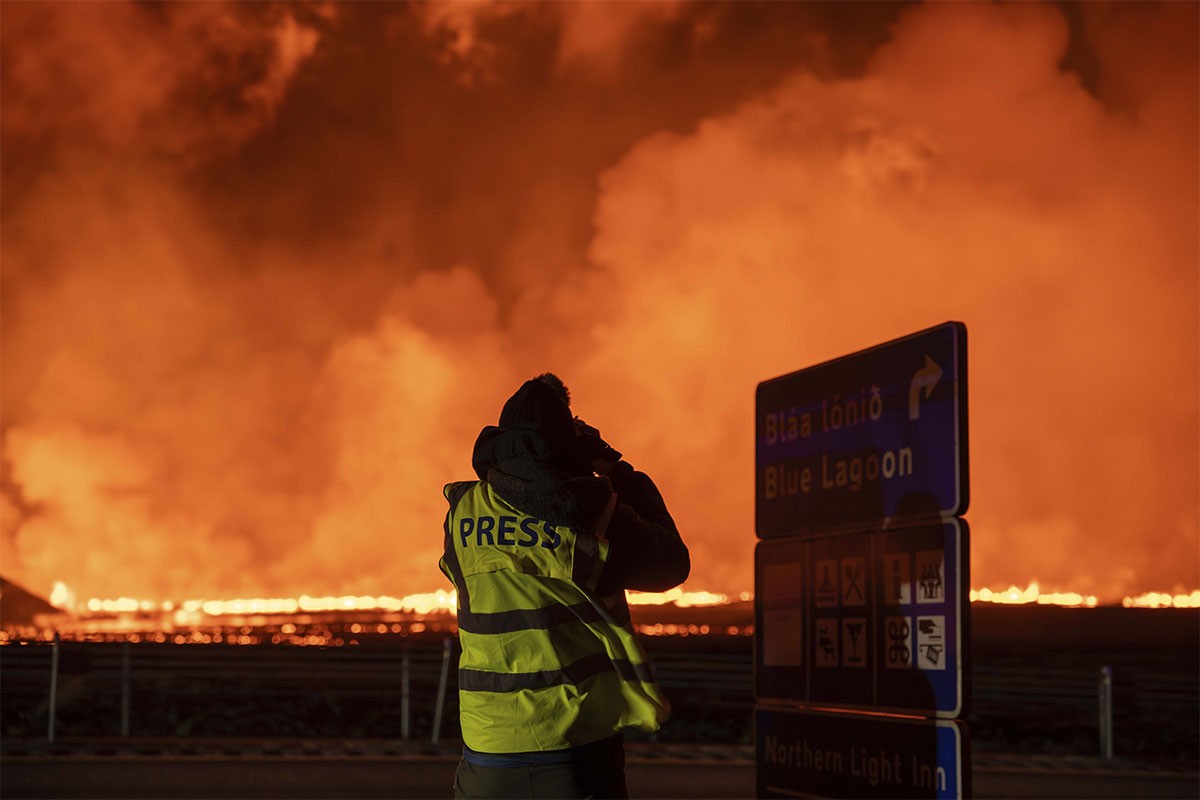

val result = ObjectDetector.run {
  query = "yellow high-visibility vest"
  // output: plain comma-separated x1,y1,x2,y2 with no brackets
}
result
440,480,670,753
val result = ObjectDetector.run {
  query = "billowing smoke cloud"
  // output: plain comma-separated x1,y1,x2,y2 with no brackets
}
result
561,2,1199,599
1,1,1195,604
419,0,685,81
2,2,320,160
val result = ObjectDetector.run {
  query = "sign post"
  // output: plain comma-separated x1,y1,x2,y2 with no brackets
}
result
757,321,967,537
754,322,971,799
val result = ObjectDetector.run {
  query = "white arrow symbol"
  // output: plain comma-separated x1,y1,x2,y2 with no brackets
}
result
908,355,943,420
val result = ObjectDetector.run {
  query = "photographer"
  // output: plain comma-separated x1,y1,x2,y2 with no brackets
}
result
439,373,690,799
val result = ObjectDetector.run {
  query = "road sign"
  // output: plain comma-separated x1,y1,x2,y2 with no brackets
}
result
756,322,968,537
756,706,970,799
755,519,969,717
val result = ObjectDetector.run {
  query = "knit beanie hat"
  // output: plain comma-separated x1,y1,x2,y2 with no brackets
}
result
498,377,578,456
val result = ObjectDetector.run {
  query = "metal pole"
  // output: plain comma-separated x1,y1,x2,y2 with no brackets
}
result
120,641,132,737
47,633,60,744
1099,665,1114,762
431,637,452,745
401,648,411,740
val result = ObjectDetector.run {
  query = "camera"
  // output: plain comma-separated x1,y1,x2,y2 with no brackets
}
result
573,417,622,466
573,417,602,440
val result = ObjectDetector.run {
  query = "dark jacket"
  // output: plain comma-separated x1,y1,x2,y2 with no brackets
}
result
469,380,689,594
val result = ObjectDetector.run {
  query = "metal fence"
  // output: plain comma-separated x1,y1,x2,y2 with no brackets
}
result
2,638,458,744
2,639,1195,761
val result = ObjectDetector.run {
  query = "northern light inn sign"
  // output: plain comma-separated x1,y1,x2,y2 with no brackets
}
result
757,708,970,800
756,322,968,537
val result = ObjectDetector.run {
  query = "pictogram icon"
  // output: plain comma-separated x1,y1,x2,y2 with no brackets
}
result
842,618,867,668
915,550,945,604
884,616,912,669
815,559,839,607
841,557,866,606
815,618,839,667
883,552,912,605
917,615,946,670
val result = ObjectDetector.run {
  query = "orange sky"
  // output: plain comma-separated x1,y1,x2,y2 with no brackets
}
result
2,1,1197,604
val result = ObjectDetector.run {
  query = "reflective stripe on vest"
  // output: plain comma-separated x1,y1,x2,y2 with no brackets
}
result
442,480,670,753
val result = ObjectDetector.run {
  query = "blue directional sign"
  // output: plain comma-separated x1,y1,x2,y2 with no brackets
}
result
756,322,967,538
756,519,969,717
757,707,970,799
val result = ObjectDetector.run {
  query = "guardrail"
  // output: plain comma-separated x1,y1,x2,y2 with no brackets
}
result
1,639,460,745
973,665,1100,708
2,640,1195,761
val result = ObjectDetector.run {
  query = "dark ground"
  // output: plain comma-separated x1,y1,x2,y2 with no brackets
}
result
2,740,1197,799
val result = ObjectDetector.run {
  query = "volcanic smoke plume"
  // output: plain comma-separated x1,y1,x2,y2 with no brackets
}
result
1,1,1196,604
